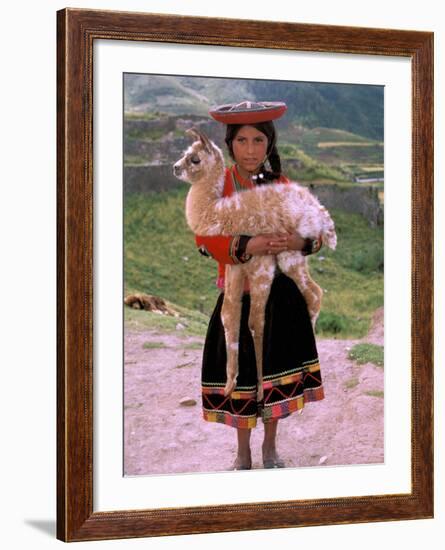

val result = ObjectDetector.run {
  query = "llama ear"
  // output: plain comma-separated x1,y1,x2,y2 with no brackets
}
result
186,127,201,141
186,127,213,154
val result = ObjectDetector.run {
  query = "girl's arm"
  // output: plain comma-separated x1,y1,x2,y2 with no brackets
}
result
195,234,252,264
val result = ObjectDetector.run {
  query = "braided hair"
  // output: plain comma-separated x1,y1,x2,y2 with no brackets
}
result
224,121,283,182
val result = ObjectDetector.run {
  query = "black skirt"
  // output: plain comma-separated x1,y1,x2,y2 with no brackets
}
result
201,272,325,429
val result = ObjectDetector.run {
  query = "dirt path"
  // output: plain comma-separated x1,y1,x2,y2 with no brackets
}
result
124,308,384,475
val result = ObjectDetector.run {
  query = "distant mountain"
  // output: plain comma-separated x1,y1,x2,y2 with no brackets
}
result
124,74,383,140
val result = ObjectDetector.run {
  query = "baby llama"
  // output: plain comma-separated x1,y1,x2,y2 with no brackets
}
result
173,128,337,401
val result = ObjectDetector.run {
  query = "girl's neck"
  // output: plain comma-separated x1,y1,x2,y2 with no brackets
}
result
235,164,261,182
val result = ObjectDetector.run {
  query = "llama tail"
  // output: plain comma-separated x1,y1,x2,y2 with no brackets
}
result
320,206,337,250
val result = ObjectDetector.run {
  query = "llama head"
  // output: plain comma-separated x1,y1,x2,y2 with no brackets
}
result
173,127,224,185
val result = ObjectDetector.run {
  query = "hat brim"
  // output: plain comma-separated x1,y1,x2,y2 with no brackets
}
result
209,103,287,124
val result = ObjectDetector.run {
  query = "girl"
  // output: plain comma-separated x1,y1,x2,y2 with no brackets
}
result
195,101,324,470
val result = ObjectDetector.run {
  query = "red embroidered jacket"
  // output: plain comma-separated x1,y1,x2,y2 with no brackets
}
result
195,164,290,290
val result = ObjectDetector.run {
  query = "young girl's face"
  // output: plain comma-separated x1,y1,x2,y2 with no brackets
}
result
232,125,268,175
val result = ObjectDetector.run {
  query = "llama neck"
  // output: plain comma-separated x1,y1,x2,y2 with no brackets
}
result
195,154,225,202
185,160,225,233
194,177,224,202
187,174,224,214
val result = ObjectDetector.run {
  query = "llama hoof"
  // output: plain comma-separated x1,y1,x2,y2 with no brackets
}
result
224,379,236,396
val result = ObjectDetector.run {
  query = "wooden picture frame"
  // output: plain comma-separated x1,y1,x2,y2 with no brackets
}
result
57,8,434,542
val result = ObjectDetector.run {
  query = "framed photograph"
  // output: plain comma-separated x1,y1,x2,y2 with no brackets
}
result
57,8,433,542
121,73,385,479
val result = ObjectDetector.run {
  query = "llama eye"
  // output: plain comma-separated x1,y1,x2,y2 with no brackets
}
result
190,155,201,165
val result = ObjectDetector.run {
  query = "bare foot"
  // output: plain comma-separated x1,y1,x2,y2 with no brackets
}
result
262,444,286,469
232,453,252,470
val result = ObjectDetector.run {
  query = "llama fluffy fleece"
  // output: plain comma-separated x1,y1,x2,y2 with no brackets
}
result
181,135,336,249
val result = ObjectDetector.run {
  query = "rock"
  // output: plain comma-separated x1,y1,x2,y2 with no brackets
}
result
176,323,186,331
124,293,179,316
179,398,197,407
319,456,328,465
175,361,195,369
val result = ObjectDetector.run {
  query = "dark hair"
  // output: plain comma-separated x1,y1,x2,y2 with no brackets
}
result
224,121,282,182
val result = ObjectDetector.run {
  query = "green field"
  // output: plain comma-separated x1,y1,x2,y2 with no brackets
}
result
124,188,383,339
295,127,383,171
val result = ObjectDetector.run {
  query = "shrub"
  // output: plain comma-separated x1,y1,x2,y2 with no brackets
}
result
350,246,384,273
348,343,384,367
316,311,348,334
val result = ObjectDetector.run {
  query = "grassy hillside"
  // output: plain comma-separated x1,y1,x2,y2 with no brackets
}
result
294,127,383,166
124,186,217,313
124,75,383,140
124,188,383,339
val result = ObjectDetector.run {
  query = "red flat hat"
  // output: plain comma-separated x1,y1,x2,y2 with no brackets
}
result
209,101,287,124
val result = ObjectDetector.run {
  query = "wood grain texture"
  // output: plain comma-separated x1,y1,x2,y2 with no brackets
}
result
410,31,434,516
56,8,434,542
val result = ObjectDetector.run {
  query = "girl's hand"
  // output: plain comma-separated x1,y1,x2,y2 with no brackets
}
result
246,232,306,256
283,232,306,252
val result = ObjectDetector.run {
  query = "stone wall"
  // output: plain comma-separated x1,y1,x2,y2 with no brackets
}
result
306,183,383,227
124,115,224,165
124,164,187,194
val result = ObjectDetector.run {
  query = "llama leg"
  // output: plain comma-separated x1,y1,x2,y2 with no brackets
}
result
244,257,276,402
221,264,245,396
277,251,323,329
248,287,270,402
